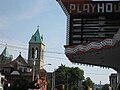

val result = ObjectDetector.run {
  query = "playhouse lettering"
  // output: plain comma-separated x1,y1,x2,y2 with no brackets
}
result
69,2,120,14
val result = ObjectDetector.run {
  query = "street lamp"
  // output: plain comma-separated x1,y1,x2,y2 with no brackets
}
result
41,64,51,69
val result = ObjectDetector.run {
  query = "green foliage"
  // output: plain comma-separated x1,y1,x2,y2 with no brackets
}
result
55,64,84,90
82,77,94,90
47,80,51,90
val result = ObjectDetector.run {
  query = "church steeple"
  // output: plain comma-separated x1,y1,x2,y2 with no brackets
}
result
29,26,44,44
2,45,10,58
28,26,45,70
1,44,13,62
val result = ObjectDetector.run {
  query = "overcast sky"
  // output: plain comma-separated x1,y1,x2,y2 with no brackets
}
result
0,0,117,84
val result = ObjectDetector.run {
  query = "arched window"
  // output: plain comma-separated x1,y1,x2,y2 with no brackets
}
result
36,48,39,58
32,48,34,58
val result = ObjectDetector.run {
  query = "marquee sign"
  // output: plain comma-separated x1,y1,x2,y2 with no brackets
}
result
57,0,120,73
58,0,120,16
69,2,120,14
57,0,120,45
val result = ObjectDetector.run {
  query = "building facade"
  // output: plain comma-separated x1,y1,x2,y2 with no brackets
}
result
28,29,45,70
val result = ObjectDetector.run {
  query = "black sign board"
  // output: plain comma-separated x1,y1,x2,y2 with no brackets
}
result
57,0,120,45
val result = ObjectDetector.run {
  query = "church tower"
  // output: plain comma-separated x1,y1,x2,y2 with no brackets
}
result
0,45,13,64
28,27,45,70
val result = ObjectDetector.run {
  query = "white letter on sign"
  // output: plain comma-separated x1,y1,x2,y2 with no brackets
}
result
70,4,76,13
114,3,120,12
77,4,82,13
83,4,90,13
106,3,112,12
98,3,104,13
90,4,96,13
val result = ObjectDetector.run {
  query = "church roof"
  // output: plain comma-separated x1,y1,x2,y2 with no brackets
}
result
14,52,27,64
1,45,11,59
29,28,44,44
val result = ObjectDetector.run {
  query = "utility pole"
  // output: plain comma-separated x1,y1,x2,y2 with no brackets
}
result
32,50,37,81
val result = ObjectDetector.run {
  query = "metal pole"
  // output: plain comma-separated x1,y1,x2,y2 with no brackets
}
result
32,50,37,81
32,58,35,81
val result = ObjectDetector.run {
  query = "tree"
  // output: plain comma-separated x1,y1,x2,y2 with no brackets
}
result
68,67,84,90
55,64,69,90
82,77,94,90
55,64,84,90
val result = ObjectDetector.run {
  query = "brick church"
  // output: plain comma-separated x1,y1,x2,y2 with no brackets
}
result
0,27,47,90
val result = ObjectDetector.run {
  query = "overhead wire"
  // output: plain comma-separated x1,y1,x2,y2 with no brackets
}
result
0,43,64,53
44,55,66,60
0,42,66,59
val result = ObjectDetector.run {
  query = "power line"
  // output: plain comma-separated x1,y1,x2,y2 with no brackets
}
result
44,51,64,54
0,43,27,50
8,48,27,53
0,43,66,60
0,40,27,47
0,43,65,55
44,55,66,60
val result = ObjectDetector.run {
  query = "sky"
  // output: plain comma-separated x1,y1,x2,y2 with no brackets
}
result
0,0,117,84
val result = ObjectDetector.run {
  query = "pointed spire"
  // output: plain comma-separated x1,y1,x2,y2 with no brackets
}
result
1,44,11,58
5,44,7,48
37,25,40,30
29,26,44,44
19,52,21,56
